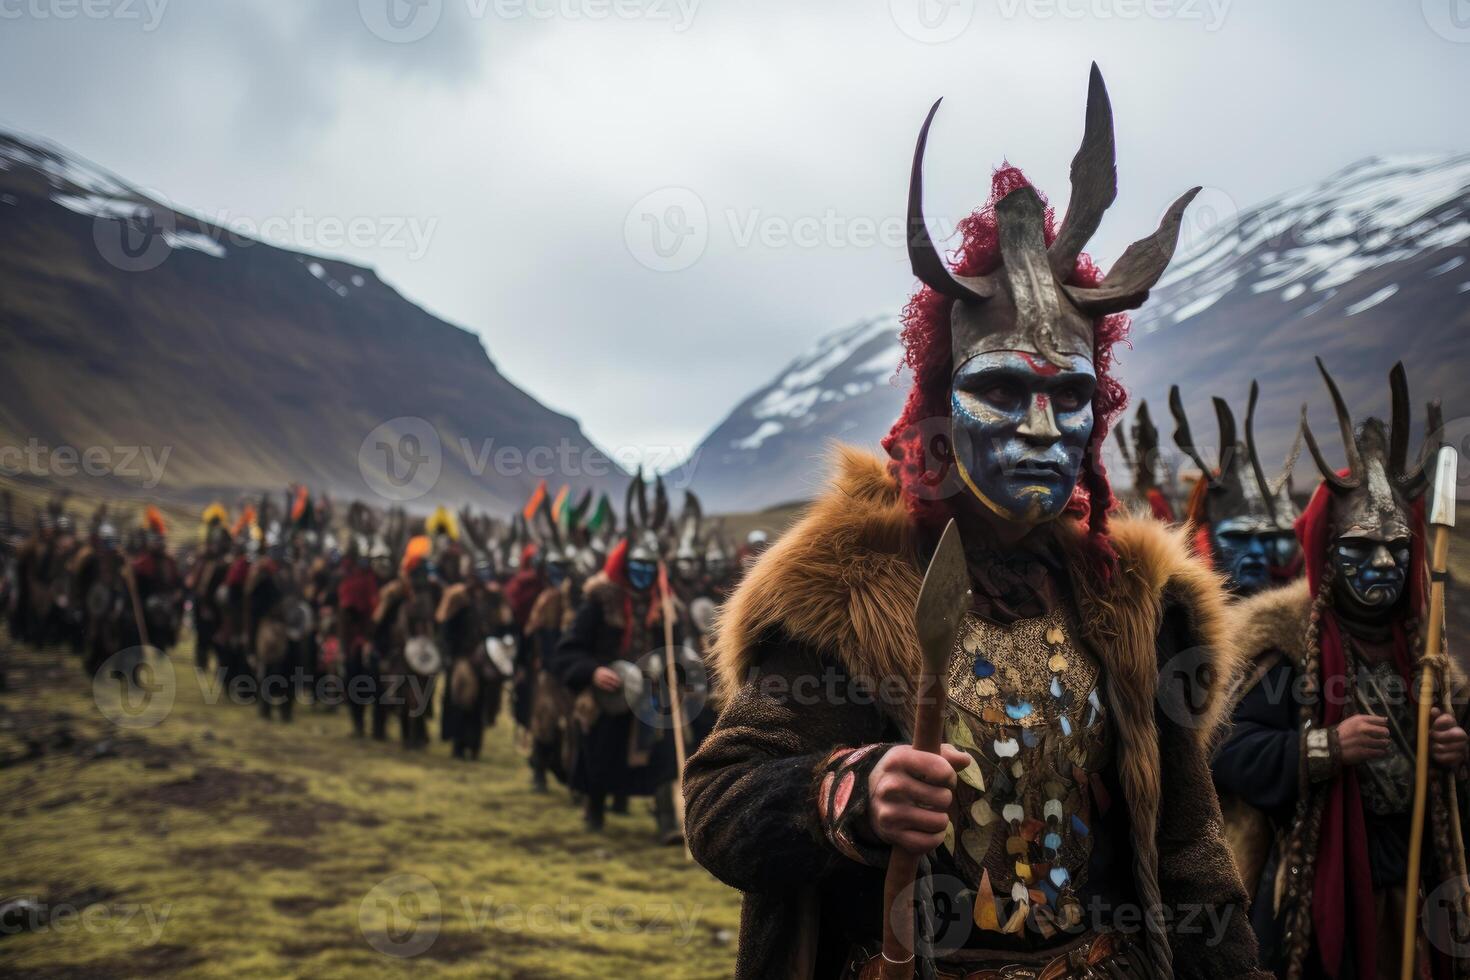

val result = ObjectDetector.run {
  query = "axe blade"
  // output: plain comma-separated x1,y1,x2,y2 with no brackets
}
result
1431,446,1459,529
914,519,970,674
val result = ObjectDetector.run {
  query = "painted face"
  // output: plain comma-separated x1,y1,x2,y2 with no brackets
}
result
626,559,657,592
675,556,702,583
1211,517,1275,594
950,350,1096,524
1331,535,1411,616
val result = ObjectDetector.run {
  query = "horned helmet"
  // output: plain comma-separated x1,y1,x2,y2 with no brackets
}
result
1303,359,1440,618
1172,381,1302,593
622,468,666,593
908,64,1198,525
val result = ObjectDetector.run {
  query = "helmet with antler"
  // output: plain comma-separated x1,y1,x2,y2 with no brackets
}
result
909,64,1200,373
1172,381,1302,592
1302,359,1440,546
907,64,1198,526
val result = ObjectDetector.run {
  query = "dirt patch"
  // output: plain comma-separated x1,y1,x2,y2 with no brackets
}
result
174,842,321,870
6,943,205,979
270,894,338,918
125,766,294,810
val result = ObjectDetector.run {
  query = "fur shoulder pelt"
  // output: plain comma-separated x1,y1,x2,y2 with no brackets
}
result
711,447,1242,738
1226,579,1312,671
526,584,566,634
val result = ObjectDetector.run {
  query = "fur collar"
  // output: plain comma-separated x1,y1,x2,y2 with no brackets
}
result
1226,579,1313,671
711,446,1243,739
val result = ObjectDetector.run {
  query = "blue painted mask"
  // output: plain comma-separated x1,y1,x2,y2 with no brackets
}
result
1332,536,1411,615
950,350,1096,524
626,559,657,592
1210,517,1275,594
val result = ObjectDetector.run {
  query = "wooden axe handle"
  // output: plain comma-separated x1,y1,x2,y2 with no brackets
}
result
880,673,947,980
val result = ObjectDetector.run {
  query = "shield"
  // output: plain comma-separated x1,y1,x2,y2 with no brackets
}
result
594,659,644,717
282,598,315,642
483,636,515,678
689,597,717,636
405,636,443,676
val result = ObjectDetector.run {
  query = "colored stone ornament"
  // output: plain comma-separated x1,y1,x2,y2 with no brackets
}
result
1004,698,1033,721
973,677,998,697
1048,653,1069,672
962,825,995,862
1045,625,1066,647
1049,675,1063,699
1021,727,1041,749
1050,867,1070,888
994,737,1020,758
1071,814,1090,837
973,657,996,679
1002,803,1024,825
1059,715,1073,736
971,799,995,825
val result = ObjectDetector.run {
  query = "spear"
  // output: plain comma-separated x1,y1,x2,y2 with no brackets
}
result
881,519,970,980
1402,445,1458,980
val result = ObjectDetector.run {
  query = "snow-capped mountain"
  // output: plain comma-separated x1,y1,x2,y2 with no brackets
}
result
691,153,1470,512
0,130,624,511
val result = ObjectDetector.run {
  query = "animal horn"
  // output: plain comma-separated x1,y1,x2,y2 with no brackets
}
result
1301,357,1364,492
907,99,993,303
1242,381,1277,522
1064,186,1201,316
1402,398,1443,498
1049,63,1117,280
624,467,643,531
1170,385,1217,486
1388,361,1412,479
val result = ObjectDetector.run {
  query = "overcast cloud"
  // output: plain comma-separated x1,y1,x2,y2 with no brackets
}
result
2,0,1468,465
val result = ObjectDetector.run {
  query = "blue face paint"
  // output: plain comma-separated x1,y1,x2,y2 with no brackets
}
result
1332,537,1410,613
1211,517,1274,594
950,350,1096,523
626,560,657,592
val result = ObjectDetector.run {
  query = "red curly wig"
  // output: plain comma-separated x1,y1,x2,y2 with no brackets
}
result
880,166,1131,567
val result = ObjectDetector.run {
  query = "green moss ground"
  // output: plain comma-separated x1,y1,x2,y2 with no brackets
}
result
0,636,741,979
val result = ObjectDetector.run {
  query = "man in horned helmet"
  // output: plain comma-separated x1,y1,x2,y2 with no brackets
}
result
1213,360,1467,979
1172,382,1302,596
683,65,1263,979
547,473,682,840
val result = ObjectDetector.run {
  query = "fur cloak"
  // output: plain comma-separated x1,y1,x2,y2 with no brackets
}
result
684,447,1263,980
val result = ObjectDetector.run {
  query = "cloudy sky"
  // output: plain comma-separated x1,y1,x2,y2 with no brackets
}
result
3,0,1468,464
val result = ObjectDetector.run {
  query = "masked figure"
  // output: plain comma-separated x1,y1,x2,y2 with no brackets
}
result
683,65,1264,980
1213,360,1467,979
70,512,129,680
1173,383,1302,596
1114,400,1176,522
186,504,233,673
547,474,682,840
336,524,382,738
372,535,440,749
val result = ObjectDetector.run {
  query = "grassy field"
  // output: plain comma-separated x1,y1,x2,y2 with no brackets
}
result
0,635,742,979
